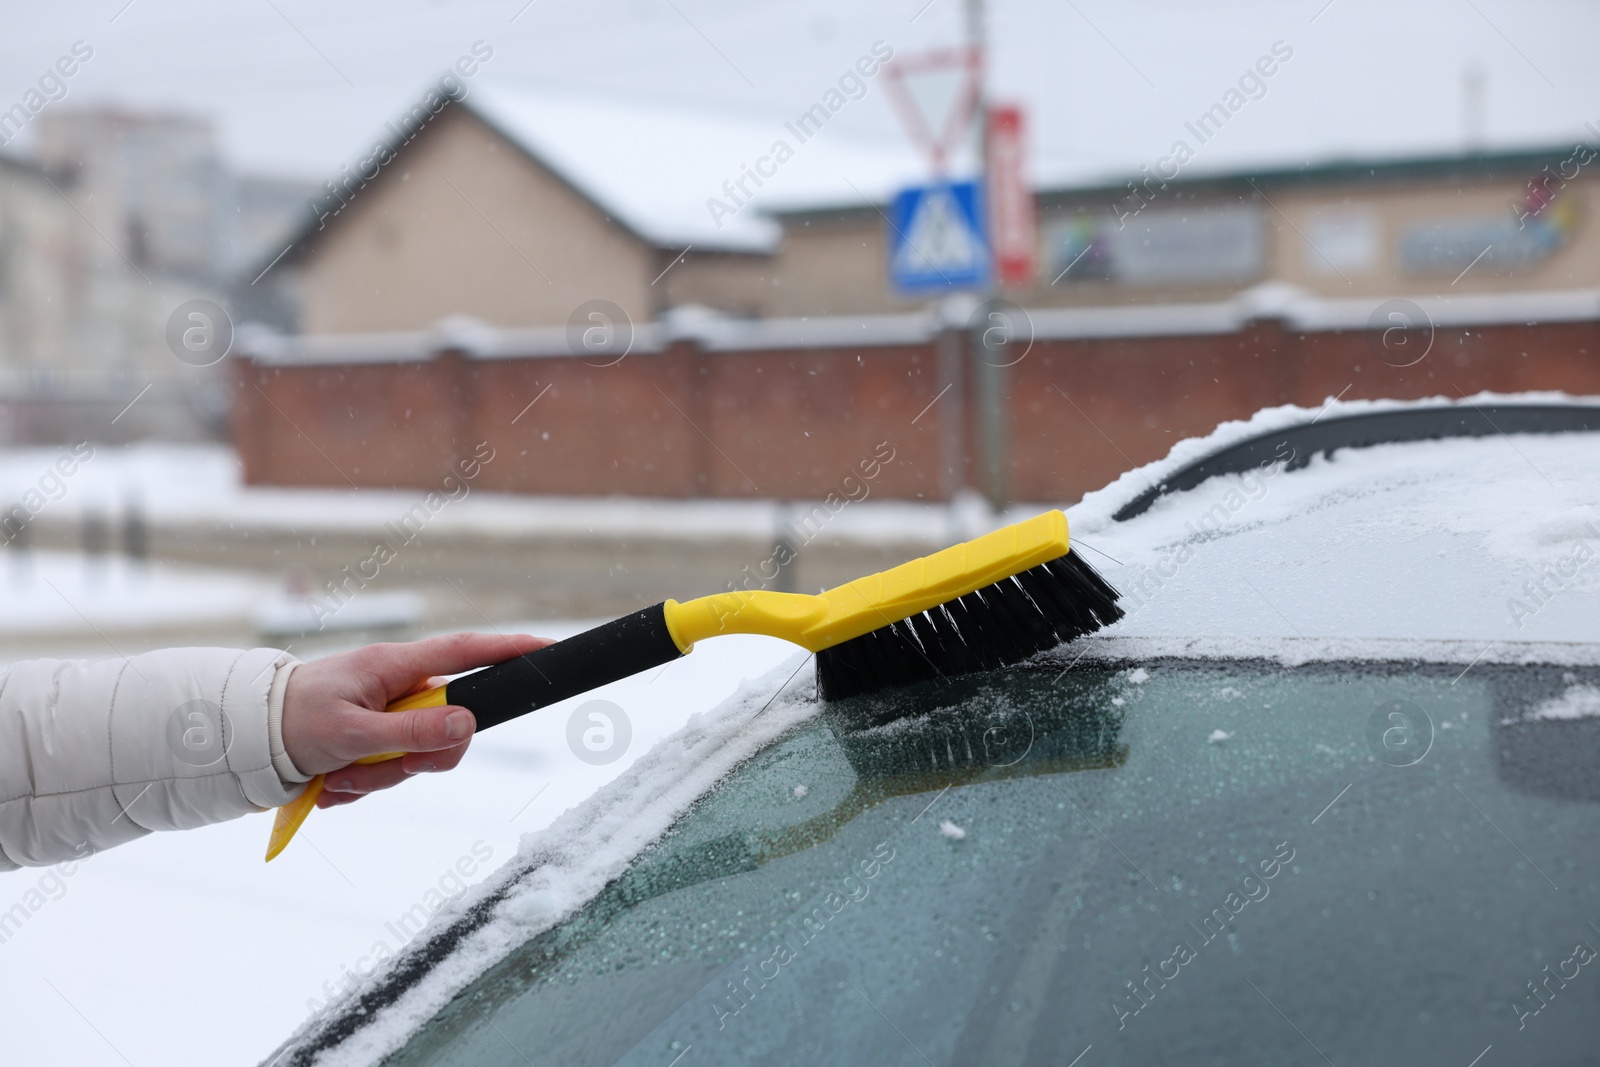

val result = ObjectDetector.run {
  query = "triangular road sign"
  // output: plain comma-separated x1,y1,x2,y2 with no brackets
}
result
882,47,982,172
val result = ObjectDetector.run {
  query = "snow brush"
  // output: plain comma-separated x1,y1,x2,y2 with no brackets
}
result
265,509,1121,860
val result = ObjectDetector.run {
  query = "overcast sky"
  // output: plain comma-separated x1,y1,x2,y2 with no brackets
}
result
5,0,1598,189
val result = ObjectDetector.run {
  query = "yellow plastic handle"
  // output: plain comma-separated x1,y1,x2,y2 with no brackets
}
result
264,684,448,861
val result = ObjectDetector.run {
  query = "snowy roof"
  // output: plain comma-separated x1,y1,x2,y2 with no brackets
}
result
462,86,927,253
240,285,1600,366
464,90,1600,250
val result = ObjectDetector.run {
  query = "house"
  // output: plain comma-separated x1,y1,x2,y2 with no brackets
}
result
237,83,1600,503
253,82,1600,336
255,84,922,337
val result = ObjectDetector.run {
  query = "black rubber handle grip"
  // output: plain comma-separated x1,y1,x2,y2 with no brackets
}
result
443,603,684,731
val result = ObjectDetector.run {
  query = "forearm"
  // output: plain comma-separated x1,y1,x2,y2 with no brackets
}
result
0,647,305,868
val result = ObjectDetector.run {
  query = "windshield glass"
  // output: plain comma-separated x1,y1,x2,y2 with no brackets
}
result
390,660,1600,1066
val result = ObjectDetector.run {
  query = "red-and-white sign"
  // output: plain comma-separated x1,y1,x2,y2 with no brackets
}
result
881,47,982,173
986,104,1035,288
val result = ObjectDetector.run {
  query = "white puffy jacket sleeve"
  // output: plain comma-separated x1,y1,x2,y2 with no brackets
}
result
0,647,305,870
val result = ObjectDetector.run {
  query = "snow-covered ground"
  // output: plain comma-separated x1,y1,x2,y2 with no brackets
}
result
2,393,1598,1066
0,441,975,547
0,552,269,635
0,441,984,644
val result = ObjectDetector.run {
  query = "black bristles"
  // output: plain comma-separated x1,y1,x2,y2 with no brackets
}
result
815,549,1124,701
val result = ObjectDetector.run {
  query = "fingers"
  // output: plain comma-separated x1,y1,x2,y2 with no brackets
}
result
282,632,554,775
348,704,478,761
361,632,553,697
317,738,471,808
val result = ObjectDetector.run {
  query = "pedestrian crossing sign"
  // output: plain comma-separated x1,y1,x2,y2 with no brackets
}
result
888,180,991,294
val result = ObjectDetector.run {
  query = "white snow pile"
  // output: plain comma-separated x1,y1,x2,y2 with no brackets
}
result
466,86,925,252
1526,683,1600,721
1054,391,1600,655
1207,730,1233,744
1060,634,1600,669
0,551,268,634
0,442,963,549
1067,390,1599,533
283,653,822,1067
253,588,425,638
938,820,967,841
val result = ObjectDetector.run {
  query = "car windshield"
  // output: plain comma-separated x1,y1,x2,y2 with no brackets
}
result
386,658,1600,1066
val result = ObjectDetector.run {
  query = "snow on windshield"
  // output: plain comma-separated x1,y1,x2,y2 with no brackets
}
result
1526,682,1600,721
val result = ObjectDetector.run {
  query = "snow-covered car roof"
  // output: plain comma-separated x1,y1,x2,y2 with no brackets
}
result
1068,391,1600,660
266,393,1600,1066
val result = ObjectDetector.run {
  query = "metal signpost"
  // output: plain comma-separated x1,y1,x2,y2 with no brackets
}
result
883,0,1029,513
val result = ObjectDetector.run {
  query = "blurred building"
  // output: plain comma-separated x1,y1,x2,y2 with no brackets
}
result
254,89,808,337
36,110,229,281
0,109,313,444
251,88,1600,330
237,88,1600,502
0,154,74,390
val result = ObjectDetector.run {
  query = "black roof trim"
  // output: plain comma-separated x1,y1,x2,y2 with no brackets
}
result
243,87,470,284
0,150,48,179
1037,144,1593,209
773,141,1593,221
1112,402,1600,522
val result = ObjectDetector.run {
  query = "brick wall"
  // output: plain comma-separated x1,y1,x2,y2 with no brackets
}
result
234,318,1600,503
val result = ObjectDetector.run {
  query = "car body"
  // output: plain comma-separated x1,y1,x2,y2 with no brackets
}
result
270,395,1600,1067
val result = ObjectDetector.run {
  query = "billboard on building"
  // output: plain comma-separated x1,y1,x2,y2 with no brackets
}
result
1045,204,1266,287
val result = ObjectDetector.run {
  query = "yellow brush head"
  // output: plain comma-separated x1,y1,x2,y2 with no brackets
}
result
664,510,1072,652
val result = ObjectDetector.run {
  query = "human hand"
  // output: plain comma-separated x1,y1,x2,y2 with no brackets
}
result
281,632,552,809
